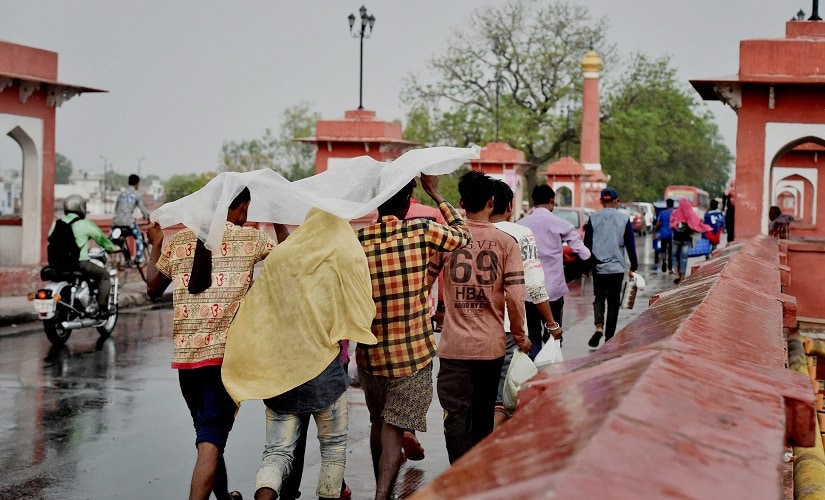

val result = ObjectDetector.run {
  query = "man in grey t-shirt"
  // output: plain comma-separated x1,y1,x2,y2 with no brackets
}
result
584,187,638,349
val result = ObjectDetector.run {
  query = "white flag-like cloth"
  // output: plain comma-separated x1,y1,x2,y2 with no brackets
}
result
152,145,480,250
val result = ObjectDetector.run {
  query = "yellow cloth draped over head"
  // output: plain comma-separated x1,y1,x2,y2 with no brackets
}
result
222,208,377,405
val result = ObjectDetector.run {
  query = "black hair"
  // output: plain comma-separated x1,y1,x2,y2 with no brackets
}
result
666,198,674,208
491,179,514,216
128,174,140,186
531,185,555,206
229,187,251,209
378,180,415,216
710,199,719,210
458,170,495,213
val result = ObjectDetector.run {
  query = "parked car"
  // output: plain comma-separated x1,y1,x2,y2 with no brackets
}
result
619,201,656,234
554,206,594,239
638,202,655,233
617,203,646,235
554,206,594,282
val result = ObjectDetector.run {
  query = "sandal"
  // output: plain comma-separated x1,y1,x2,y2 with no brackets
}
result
229,491,243,500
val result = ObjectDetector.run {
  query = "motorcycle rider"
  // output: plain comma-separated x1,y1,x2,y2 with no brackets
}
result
112,174,150,266
51,194,120,318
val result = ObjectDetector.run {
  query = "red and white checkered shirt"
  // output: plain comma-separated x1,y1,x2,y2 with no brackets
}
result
357,202,471,377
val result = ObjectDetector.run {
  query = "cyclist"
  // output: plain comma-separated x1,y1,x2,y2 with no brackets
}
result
112,174,150,266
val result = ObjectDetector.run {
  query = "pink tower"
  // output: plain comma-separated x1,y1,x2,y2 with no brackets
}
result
579,48,608,208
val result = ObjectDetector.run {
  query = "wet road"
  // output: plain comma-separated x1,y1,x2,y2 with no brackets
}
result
0,232,703,499
0,307,447,499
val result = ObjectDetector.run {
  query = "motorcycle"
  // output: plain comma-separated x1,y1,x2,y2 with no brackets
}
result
29,247,119,346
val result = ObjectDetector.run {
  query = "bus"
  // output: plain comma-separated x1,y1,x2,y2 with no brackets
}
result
663,185,710,216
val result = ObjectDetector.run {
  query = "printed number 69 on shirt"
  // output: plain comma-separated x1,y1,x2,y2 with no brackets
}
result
449,249,500,285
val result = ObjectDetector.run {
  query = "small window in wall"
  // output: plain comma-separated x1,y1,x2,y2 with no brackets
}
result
557,186,573,207
0,134,23,217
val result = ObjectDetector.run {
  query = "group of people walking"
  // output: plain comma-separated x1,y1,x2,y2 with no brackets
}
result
652,198,727,284
137,165,685,500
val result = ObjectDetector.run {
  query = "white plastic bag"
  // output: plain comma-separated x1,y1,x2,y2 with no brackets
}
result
502,350,538,410
347,341,360,385
534,339,564,366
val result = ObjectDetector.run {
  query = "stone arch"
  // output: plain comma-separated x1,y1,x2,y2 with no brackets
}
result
0,115,43,266
764,124,825,233
556,186,573,207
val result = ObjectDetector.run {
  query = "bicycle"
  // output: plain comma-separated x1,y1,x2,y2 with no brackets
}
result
109,222,152,283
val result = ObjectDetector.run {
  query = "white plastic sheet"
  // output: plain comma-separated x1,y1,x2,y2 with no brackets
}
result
151,146,480,250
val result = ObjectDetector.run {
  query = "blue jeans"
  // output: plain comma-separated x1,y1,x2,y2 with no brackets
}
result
127,222,146,263
256,393,348,498
672,240,691,274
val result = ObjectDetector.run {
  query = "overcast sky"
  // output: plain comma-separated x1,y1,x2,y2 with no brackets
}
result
0,0,801,179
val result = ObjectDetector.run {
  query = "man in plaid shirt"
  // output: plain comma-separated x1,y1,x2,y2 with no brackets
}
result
357,173,471,500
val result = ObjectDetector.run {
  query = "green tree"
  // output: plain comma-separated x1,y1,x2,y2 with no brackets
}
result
219,103,321,181
401,0,732,200
599,53,732,200
274,103,321,181
401,0,613,195
105,171,128,191
163,172,217,202
143,174,160,185
55,153,72,184
219,134,277,173
412,167,468,208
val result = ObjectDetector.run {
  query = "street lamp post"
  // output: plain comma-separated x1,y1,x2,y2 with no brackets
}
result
99,155,108,192
348,6,376,110
489,37,505,142
99,155,110,213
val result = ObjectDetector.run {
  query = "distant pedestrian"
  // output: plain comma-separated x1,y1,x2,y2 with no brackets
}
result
653,199,674,274
703,199,725,253
670,198,712,284
722,180,736,242
584,188,638,350
429,171,530,463
517,185,590,357
112,174,150,266
768,205,794,239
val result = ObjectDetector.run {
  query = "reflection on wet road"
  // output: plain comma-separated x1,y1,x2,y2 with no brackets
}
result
0,310,175,498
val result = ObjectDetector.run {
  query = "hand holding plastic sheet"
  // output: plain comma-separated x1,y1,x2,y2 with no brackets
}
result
151,146,480,251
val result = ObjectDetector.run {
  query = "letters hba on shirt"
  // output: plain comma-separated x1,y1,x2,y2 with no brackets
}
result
448,240,500,315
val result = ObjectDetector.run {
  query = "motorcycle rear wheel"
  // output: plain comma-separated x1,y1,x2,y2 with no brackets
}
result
96,305,118,338
44,306,73,346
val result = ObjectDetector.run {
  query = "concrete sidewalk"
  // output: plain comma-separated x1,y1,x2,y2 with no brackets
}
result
0,268,171,329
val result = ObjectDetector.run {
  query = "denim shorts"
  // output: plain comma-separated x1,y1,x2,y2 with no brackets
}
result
178,366,237,450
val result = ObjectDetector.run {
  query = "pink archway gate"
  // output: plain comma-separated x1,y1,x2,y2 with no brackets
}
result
0,41,103,266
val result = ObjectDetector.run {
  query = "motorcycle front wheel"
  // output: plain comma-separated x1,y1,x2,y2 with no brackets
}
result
44,304,73,346
96,305,118,339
